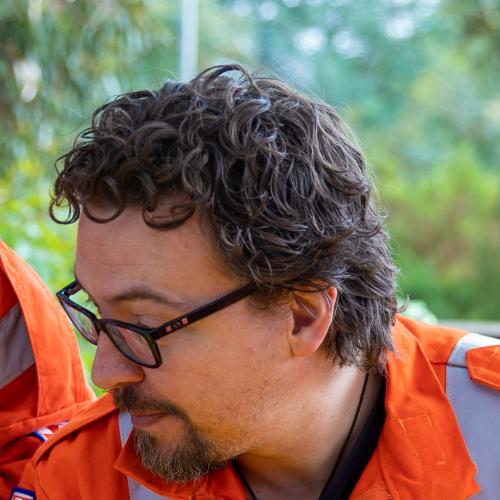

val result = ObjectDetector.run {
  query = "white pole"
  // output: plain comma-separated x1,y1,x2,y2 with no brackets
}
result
179,0,199,81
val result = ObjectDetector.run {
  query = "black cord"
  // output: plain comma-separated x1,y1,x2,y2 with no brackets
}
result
233,372,370,500
233,459,259,500
319,372,369,498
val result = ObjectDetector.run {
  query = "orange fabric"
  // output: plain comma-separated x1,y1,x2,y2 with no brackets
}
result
0,366,38,435
0,241,95,498
395,314,466,389
0,435,43,497
466,345,500,390
17,317,483,499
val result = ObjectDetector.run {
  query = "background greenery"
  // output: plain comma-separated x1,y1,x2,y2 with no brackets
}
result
1,0,499,382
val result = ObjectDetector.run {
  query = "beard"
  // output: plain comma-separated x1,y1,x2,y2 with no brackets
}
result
113,385,226,482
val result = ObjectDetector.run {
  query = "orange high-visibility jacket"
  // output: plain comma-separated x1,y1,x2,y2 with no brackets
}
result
16,317,500,500
0,241,95,498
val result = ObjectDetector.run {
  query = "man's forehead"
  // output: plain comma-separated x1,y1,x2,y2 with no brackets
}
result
77,204,203,253
75,205,235,300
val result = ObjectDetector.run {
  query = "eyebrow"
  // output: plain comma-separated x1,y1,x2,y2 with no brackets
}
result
108,287,189,309
73,268,191,310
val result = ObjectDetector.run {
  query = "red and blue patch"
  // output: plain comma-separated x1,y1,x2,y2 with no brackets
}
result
10,486,36,500
30,421,68,442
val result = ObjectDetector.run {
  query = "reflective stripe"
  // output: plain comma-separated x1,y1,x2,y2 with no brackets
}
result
31,421,69,442
118,412,170,499
118,411,133,446
32,427,52,442
0,303,34,389
446,333,500,499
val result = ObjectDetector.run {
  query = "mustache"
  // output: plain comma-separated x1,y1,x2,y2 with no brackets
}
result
113,385,186,420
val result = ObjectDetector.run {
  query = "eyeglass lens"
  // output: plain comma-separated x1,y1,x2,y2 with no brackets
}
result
104,323,156,366
61,299,156,366
61,300,99,344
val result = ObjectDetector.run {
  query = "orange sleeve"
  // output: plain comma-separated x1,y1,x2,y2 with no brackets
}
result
1,242,95,498
0,436,39,499
10,456,42,500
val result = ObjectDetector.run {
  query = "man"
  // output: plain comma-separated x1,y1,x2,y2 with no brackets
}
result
16,64,499,499
0,241,94,499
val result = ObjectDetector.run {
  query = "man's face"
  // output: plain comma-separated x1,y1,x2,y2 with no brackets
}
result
75,204,295,481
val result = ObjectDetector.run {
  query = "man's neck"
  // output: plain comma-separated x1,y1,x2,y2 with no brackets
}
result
234,368,383,500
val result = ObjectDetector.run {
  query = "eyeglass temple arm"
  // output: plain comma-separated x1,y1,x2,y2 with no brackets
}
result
152,286,254,338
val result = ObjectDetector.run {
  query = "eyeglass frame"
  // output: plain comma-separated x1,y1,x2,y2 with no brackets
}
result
56,280,255,368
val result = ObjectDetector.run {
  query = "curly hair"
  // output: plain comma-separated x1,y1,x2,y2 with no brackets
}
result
50,64,398,372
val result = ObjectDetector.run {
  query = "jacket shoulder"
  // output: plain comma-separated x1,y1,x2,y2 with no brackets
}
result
18,394,128,499
395,314,466,364
447,332,500,391
396,315,500,391
32,393,118,465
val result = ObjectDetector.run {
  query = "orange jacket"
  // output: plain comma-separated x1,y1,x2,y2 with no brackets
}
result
16,317,499,499
0,241,95,498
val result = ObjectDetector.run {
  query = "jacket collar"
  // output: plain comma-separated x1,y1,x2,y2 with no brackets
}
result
114,437,246,499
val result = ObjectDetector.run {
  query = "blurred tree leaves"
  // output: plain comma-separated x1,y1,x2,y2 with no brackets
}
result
1,0,178,169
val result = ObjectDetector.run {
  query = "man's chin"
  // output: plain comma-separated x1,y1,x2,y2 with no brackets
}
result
133,425,225,483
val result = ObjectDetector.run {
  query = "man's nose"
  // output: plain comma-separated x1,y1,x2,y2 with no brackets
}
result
91,331,144,390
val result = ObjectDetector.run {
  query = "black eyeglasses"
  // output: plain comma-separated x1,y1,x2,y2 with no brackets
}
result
56,280,254,368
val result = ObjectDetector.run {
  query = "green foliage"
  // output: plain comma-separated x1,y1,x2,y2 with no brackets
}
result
377,144,500,319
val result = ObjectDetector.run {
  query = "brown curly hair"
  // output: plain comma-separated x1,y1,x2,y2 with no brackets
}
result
50,64,398,372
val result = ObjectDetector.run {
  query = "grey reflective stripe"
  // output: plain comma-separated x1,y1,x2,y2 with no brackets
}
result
118,412,170,499
118,411,133,446
446,333,500,499
0,303,34,389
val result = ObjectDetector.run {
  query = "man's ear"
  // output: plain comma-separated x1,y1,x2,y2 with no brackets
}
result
288,286,337,358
